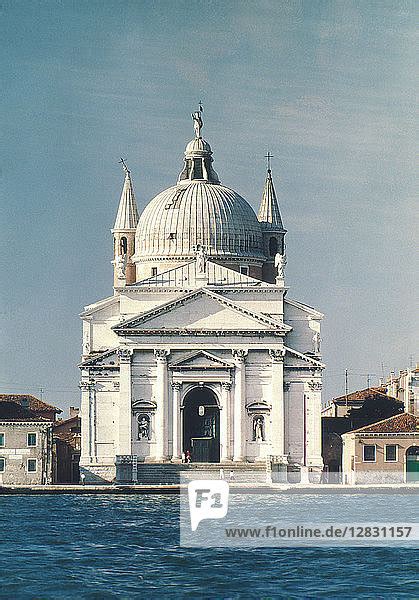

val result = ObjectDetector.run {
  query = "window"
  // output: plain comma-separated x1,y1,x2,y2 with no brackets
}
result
240,266,249,276
27,458,37,473
151,267,158,276
0,458,5,472
120,237,127,254
385,444,397,462
0,433,4,447
27,433,37,447
269,237,278,256
363,444,376,462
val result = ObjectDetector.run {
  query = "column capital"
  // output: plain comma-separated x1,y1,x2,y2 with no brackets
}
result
269,348,286,363
232,349,248,363
308,380,322,391
154,349,170,361
79,380,94,391
171,381,182,391
221,381,232,391
117,347,133,363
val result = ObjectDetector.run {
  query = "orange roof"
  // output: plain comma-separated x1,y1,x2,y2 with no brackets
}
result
351,413,419,434
333,386,389,403
0,394,61,414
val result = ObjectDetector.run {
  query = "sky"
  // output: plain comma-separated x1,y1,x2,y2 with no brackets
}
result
1,0,417,415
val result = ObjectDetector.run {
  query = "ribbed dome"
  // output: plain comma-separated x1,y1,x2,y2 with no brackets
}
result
185,138,212,155
134,181,264,260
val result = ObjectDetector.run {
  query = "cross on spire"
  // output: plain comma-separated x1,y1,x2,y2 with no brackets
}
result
119,157,130,175
265,151,273,172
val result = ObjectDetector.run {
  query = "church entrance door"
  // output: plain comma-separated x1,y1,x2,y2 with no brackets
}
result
182,387,220,463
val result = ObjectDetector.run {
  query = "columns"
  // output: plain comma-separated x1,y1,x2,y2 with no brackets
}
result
171,381,182,462
232,349,247,461
154,349,169,461
305,378,323,468
117,348,133,456
269,348,286,462
79,378,94,463
220,382,232,461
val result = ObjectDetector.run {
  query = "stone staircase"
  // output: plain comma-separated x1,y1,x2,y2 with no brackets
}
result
120,462,269,485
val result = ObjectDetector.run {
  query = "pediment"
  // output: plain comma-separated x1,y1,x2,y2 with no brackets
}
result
79,348,119,368
246,400,271,413
284,346,325,369
113,289,290,336
132,399,157,411
170,350,233,370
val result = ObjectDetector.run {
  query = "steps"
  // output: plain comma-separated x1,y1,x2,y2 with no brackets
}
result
120,462,269,485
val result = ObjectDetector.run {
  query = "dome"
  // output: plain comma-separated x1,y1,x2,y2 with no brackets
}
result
185,138,212,155
134,181,264,260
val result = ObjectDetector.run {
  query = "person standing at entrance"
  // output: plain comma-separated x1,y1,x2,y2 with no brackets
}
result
185,449,191,464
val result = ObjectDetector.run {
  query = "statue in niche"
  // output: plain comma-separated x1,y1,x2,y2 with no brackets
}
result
195,245,207,273
253,416,265,442
138,415,150,440
274,252,287,279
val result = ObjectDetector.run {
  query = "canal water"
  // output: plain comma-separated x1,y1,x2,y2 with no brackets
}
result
0,494,417,599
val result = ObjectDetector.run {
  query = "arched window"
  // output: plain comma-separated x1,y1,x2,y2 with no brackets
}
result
269,237,278,257
120,237,128,254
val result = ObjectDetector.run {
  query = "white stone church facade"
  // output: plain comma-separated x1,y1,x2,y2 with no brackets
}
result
79,110,324,483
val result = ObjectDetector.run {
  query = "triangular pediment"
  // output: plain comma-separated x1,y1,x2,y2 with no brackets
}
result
284,346,325,368
124,260,275,290
79,348,119,368
113,289,290,336
170,350,233,370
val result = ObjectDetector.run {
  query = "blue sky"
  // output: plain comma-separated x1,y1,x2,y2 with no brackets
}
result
1,0,417,413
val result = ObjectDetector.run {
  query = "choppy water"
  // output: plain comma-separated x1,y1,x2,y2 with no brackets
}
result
0,494,417,599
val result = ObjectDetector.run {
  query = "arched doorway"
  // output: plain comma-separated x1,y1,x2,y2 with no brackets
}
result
406,446,419,483
182,387,220,463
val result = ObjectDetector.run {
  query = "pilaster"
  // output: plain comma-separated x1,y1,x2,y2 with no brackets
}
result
220,382,232,461
117,348,133,456
154,349,170,461
171,381,182,461
269,348,287,462
232,349,247,461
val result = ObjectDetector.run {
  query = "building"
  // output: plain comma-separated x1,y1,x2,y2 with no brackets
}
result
0,400,54,485
342,413,419,484
79,109,325,483
322,387,388,418
0,394,61,422
384,366,419,415
53,407,81,483
322,387,404,480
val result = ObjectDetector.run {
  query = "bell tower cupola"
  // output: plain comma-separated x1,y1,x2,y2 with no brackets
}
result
112,159,139,288
257,153,286,283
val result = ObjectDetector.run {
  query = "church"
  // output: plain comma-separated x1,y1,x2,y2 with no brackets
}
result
79,108,324,483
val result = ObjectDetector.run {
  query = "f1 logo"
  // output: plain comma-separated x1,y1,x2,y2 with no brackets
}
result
188,480,229,531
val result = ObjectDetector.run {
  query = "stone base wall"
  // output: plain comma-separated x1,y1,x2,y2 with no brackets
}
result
80,464,116,484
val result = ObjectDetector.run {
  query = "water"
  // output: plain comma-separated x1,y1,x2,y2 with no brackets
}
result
0,494,417,599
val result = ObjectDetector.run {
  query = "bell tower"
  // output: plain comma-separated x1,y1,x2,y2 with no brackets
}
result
257,153,286,283
112,159,139,288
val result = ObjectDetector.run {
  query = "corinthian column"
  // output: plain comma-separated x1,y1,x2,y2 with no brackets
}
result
305,378,323,469
171,381,182,462
220,382,232,461
117,348,133,456
232,350,247,462
269,348,286,461
79,378,94,464
154,349,170,461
